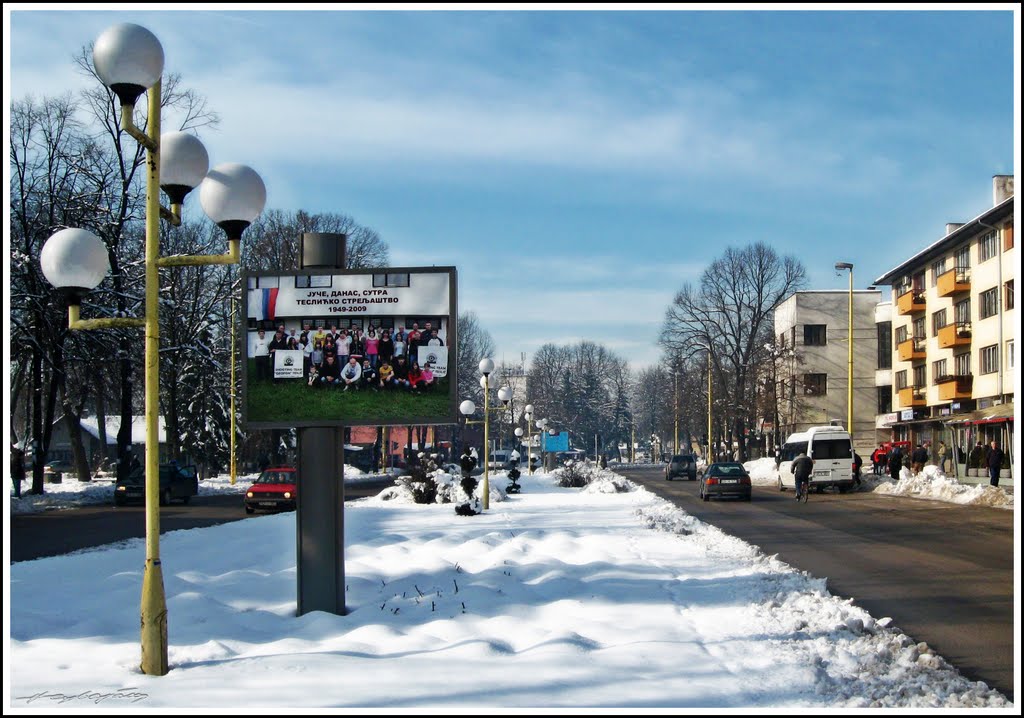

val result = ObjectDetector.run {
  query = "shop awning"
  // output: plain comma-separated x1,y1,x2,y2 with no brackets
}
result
943,403,1015,426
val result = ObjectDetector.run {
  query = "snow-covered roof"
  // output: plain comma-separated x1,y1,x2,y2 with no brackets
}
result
78,416,168,444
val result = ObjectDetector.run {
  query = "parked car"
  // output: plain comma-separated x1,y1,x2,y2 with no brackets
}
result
665,453,698,481
42,458,77,478
114,462,198,506
245,467,298,514
699,462,752,501
776,425,856,494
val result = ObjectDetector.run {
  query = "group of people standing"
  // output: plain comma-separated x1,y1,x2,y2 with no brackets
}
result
251,321,445,392
870,439,1006,487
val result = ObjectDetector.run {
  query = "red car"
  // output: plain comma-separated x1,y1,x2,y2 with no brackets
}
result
245,467,298,514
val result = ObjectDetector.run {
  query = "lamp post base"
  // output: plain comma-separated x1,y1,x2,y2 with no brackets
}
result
140,558,169,675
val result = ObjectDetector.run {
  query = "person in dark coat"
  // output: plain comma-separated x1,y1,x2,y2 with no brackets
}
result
911,442,929,475
888,446,903,480
852,451,863,486
987,440,1005,487
791,452,814,500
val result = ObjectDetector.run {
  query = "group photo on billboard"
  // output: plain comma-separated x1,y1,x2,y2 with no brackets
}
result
242,267,457,428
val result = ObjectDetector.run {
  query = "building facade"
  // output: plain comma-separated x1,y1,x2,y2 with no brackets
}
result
874,176,1015,483
775,289,885,457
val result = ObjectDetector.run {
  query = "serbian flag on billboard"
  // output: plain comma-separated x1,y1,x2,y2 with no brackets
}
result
249,288,279,321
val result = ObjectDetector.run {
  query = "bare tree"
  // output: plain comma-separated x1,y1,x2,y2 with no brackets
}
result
660,242,806,461
242,209,389,272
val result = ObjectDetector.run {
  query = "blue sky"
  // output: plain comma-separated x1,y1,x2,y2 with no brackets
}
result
5,5,1018,370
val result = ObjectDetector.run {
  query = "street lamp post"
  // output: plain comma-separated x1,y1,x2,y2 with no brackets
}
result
39,22,265,676
459,358,496,510
523,404,534,473
835,262,854,435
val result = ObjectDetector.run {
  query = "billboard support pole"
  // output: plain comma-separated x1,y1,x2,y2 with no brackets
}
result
296,232,347,616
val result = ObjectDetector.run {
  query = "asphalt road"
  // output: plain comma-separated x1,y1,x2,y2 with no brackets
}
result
9,477,396,564
618,466,1016,702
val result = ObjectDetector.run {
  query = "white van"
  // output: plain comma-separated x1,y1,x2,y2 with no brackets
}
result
487,450,512,470
776,426,856,493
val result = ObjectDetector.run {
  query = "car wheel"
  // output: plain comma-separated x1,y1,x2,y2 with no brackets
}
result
245,506,255,515
745,494,752,502
182,495,191,504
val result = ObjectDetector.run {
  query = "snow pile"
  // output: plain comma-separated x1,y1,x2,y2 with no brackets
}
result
745,457,781,486
873,464,1014,510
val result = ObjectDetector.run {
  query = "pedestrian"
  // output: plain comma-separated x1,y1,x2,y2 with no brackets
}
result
911,442,928,475
791,451,814,501
871,443,886,474
852,451,863,487
987,440,1005,487
888,445,903,481
937,441,948,474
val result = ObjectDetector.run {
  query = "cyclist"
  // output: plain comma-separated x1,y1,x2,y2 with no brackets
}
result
791,451,814,502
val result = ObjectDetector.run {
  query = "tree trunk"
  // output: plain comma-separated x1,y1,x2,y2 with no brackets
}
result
64,401,92,482
117,354,134,482
95,388,109,469
31,346,44,495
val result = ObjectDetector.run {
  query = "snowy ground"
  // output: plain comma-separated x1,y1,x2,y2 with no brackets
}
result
5,466,1014,709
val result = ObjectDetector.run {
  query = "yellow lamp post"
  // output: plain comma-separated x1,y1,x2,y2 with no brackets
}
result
39,22,266,676
835,262,854,435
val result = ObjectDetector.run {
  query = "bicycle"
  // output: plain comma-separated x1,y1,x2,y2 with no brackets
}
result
795,477,810,503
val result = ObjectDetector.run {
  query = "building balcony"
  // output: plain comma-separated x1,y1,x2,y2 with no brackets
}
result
898,386,927,407
937,321,972,349
896,289,926,315
897,337,926,361
936,266,971,297
935,374,973,400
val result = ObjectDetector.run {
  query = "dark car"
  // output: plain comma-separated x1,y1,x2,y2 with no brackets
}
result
245,467,298,514
699,461,752,501
665,453,698,481
114,462,198,506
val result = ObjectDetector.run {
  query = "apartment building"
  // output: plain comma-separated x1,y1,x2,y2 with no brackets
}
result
874,176,1015,481
775,289,886,457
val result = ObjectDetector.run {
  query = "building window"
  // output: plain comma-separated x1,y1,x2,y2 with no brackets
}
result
931,258,947,286
955,244,971,270
931,309,947,336
954,298,971,325
980,287,999,319
1004,226,1014,251
877,322,892,369
980,344,999,374
1008,341,1015,371
979,231,998,262
372,273,410,288
912,317,925,340
955,353,971,377
912,272,925,293
1005,280,1014,311
912,365,926,389
803,324,827,346
803,373,827,396
877,386,892,414
895,370,908,391
932,359,948,382
895,325,908,345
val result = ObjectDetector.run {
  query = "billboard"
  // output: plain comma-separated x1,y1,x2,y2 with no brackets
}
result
542,431,570,452
242,267,457,428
